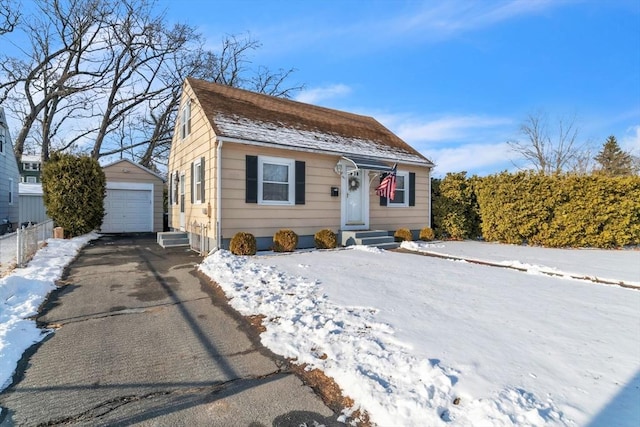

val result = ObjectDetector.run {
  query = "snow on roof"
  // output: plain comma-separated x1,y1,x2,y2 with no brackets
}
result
215,114,428,164
19,183,43,195
187,78,433,166
21,155,41,163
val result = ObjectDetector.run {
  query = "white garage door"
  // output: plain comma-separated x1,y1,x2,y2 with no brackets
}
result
102,187,152,233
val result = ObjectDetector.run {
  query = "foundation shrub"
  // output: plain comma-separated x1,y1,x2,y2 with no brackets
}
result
419,227,435,241
273,229,298,252
314,229,337,249
394,228,413,242
230,232,257,255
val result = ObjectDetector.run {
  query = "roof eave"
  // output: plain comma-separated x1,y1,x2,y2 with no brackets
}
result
216,135,433,168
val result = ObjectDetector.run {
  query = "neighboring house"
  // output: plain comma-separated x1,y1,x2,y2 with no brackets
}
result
19,154,42,183
166,78,434,251
101,159,165,233
0,107,19,233
19,183,50,225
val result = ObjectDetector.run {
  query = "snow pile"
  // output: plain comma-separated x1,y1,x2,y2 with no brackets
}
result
0,232,97,391
200,246,626,426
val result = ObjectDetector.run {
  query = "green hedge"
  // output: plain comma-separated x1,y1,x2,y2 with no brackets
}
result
431,172,481,240
433,172,640,248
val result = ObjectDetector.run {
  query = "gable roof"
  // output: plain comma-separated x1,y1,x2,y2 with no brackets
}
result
103,158,166,182
186,77,433,166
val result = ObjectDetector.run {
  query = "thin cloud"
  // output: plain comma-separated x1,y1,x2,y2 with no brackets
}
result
621,125,640,154
395,115,513,143
294,84,352,105
427,141,516,177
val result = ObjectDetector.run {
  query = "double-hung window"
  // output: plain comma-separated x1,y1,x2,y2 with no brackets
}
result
258,156,295,205
181,100,191,139
387,171,409,207
193,159,202,203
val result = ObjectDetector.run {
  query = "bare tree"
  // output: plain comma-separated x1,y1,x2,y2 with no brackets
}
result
508,111,586,175
0,0,19,34
1,1,303,170
134,34,303,170
0,0,114,162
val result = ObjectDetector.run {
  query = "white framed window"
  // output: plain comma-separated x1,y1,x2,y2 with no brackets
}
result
8,178,14,205
258,156,295,205
0,127,5,154
181,100,191,139
194,159,202,203
387,171,409,207
26,176,37,183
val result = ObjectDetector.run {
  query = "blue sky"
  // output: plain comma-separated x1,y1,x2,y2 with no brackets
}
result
158,0,640,177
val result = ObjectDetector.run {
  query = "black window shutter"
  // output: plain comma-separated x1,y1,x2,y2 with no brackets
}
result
246,155,258,203
200,157,206,203
295,161,305,205
409,172,416,206
379,173,388,206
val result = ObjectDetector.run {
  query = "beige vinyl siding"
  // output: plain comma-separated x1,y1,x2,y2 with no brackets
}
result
103,161,165,232
167,84,216,237
369,164,431,232
220,143,341,240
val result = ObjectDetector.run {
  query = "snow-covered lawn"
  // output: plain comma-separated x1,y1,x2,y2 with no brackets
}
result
200,242,640,426
2,235,638,426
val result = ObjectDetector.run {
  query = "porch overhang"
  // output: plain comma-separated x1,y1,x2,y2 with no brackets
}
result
340,155,395,173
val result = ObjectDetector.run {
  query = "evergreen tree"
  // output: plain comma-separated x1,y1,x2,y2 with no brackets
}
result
42,153,106,237
594,136,635,176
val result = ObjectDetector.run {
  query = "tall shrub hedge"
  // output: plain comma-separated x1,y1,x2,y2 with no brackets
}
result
474,172,640,248
431,172,481,239
42,153,106,237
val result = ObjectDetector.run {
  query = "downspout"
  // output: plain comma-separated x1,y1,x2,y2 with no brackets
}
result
215,138,224,251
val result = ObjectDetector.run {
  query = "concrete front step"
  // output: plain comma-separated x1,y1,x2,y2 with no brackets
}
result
157,231,190,248
341,230,397,249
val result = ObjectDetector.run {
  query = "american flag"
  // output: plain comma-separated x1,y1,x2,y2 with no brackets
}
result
375,164,397,200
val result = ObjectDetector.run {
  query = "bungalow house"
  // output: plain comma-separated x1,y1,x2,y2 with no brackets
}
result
0,107,19,234
164,78,434,251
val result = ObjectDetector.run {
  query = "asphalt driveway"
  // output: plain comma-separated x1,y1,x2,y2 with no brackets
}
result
0,234,338,426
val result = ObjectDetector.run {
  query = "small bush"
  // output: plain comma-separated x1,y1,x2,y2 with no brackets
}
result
273,229,298,252
394,228,413,242
230,232,257,255
314,229,337,249
419,227,435,241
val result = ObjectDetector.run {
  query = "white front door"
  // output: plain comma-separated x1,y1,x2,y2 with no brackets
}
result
342,169,368,230
179,172,186,230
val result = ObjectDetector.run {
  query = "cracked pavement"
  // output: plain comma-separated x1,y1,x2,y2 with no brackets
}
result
0,234,339,426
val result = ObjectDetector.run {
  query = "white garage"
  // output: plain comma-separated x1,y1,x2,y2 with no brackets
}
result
101,159,165,234
102,183,154,233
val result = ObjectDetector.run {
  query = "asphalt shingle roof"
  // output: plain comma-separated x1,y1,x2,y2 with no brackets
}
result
186,77,432,165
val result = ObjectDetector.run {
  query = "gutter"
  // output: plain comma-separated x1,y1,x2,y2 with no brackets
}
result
215,137,224,251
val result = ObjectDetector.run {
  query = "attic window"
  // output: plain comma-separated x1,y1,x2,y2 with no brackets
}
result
181,100,191,139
